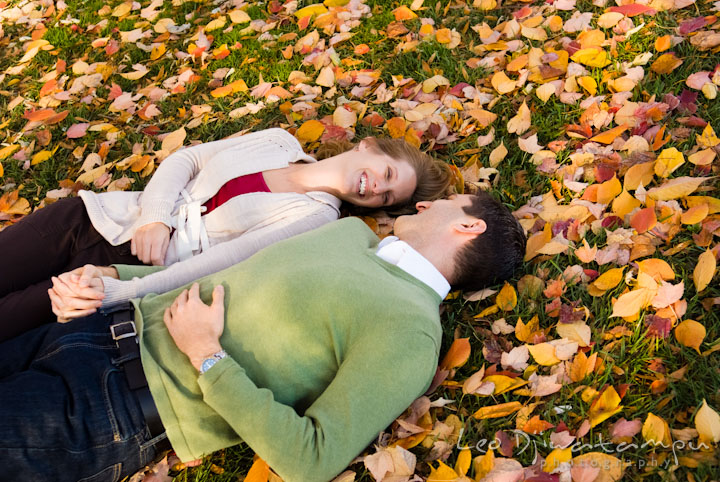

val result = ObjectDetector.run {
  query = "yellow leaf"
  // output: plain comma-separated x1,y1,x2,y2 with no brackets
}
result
637,259,675,281
439,338,471,371
161,127,186,154
0,144,20,161
544,447,572,472
516,315,539,343
31,144,60,165
435,28,452,44
472,401,522,419
596,176,622,204
111,1,132,17
150,43,166,61
491,71,516,94
482,374,527,395
571,453,624,482
577,76,597,95
591,267,625,291
654,147,685,178
647,176,708,201
623,161,655,191
205,16,227,31
686,196,720,214
528,343,561,366
597,12,624,28
454,448,472,476
610,288,652,318
228,9,251,23
612,190,641,218
688,148,716,166
472,449,495,480
294,3,328,18
496,283,517,311
693,249,716,293
650,53,683,74
296,120,325,143
428,461,459,481
681,204,709,225
571,48,610,68
536,83,555,102
697,123,720,148
695,399,720,444
588,385,623,427
642,412,672,446
557,322,591,347
422,74,450,93
575,238,597,264
467,109,497,128
675,319,706,353
506,101,531,135
590,124,629,144
475,304,499,317
488,141,507,168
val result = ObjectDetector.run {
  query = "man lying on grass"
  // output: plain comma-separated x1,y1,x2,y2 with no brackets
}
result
0,192,525,482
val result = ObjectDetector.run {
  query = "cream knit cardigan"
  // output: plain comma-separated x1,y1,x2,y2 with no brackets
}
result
79,128,342,307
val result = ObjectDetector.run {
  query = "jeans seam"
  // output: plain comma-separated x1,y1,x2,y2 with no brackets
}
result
35,341,116,363
102,367,122,442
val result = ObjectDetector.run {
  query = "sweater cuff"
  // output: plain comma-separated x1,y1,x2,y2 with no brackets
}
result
137,200,175,228
101,277,138,308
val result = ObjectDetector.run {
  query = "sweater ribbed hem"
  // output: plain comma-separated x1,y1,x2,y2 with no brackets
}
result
101,277,139,308
137,200,175,228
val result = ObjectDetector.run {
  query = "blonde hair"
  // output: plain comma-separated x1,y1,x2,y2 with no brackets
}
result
315,138,453,214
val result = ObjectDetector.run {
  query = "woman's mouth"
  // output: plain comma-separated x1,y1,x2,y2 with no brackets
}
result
359,172,368,197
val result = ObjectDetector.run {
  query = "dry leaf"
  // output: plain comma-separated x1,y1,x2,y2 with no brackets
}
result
693,249,716,292
674,319,706,353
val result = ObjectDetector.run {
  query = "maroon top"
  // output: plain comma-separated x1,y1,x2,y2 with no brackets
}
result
202,172,272,215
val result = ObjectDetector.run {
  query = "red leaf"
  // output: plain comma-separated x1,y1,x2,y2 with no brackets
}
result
607,4,656,17
630,207,657,233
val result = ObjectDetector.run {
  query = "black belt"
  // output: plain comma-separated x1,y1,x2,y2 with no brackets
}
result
109,309,171,454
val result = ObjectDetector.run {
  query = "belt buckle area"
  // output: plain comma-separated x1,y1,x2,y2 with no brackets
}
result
111,321,137,341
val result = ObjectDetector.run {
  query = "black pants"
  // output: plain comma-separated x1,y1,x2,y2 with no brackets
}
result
0,197,143,342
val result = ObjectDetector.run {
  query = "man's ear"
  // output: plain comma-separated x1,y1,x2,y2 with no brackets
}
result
454,218,486,236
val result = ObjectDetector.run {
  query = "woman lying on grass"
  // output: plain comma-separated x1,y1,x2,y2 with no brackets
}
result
0,128,452,340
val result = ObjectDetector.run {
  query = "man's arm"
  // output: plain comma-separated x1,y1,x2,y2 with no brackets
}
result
164,284,438,482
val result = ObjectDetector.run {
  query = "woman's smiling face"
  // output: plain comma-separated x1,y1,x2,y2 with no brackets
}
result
338,141,417,208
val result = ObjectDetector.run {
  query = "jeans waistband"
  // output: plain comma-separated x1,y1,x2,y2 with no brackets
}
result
109,309,171,454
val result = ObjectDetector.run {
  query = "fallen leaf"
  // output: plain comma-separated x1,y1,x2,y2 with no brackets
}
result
675,319,706,353
695,399,720,444
693,249,716,292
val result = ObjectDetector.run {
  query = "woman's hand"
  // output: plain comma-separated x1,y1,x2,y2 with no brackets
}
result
48,264,116,321
163,283,225,371
131,222,171,266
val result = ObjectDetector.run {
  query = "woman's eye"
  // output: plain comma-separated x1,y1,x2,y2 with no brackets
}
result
384,193,389,204
386,167,391,180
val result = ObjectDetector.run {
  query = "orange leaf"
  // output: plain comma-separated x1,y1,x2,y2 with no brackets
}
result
392,5,417,20
637,258,675,281
589,124,629,144
522,415,554,434
651,53,683,74
472,401,522,419
630,207,657,234
588,386,623,427
245,457,270,482
654,35,672,52
675,319,706,353
439,338,471,371
386,117,406,138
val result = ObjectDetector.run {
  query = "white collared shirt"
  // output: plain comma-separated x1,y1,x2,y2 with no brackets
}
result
375,236,450,299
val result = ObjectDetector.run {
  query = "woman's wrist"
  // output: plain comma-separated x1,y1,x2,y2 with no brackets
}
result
99,266,119,279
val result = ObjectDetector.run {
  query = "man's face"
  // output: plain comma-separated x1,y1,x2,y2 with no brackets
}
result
394,194,476,238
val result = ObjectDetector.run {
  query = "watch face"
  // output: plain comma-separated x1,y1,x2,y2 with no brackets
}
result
201,358,217,373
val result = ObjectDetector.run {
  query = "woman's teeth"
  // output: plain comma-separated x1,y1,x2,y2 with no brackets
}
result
359,173,367,196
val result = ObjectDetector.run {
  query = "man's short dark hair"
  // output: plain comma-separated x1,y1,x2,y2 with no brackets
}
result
452,191,526,291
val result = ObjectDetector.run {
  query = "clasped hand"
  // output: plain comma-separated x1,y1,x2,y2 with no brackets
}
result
49,264,113,322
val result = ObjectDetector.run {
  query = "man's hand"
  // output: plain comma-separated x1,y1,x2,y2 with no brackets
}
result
48,264,118,322
163,283,225,371
132,222,171,266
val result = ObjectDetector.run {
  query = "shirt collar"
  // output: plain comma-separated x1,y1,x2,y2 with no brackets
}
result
375,236,450,299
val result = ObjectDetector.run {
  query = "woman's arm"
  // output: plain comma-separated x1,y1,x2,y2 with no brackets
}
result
101,207,339,307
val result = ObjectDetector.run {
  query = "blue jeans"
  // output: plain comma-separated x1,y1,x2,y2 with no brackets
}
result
0,311,165,481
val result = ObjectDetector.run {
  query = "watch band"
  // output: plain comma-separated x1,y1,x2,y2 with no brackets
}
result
199,350,228,374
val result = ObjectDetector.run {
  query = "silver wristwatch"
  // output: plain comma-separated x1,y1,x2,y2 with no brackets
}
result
199,350,228,374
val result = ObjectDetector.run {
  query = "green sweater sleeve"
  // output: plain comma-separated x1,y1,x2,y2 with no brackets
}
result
196,331,438,482
112,264,167,281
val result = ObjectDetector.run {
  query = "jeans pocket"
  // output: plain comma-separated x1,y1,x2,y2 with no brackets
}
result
102,367,147,443
78,463,121,482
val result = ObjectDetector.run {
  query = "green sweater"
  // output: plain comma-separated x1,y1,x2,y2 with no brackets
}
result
117,218,443,482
